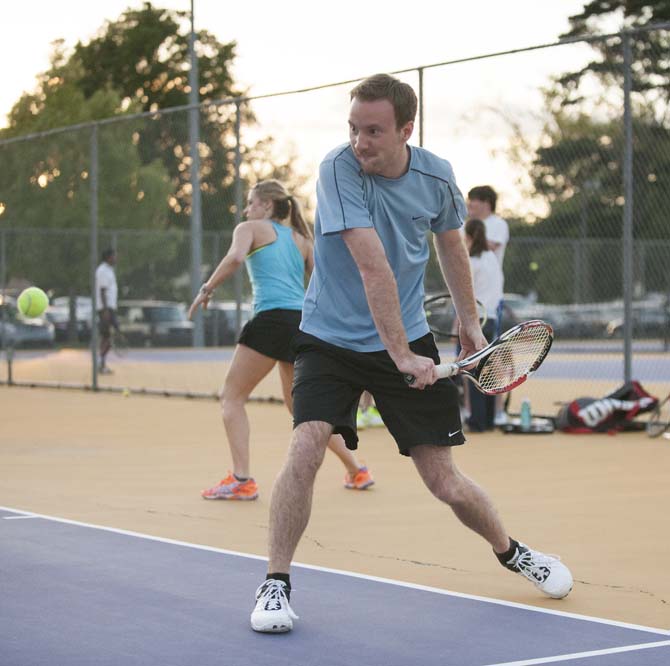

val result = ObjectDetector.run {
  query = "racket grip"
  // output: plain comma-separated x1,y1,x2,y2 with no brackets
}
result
403,362,459,386
435,363,459,379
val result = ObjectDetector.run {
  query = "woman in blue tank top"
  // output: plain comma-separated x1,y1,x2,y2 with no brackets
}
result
188,180,374,500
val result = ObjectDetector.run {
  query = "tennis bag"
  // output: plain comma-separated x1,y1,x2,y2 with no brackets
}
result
556,381,658,434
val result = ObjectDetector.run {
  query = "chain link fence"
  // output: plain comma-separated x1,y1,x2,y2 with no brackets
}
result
1,26,669,415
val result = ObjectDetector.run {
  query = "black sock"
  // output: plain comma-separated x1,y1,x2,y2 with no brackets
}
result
233,474,249,482
266,572,291,599
495,538,520,566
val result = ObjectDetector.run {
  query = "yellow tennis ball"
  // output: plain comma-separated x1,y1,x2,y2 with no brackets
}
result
17,286,49,318
122,388,130,398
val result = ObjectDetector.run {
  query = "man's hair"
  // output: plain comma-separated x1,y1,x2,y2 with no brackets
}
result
350,74,417,129
467,185,497,212
101,248,115,262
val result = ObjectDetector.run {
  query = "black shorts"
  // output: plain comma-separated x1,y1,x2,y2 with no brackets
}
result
97,309,118,337
238,309,302,363
292,331,465,456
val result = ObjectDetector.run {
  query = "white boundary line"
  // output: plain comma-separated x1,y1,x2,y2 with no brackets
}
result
3,514,38,520
2,504,669,639
482,639,670,666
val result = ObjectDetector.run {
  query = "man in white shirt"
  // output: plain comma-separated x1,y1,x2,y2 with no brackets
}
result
95,248,118,374
467,185,509,266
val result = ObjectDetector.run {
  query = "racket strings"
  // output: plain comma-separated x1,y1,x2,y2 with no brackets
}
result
478,325,551,392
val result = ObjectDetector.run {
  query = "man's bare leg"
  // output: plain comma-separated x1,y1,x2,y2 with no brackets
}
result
267,420,332,572
410,444,510,553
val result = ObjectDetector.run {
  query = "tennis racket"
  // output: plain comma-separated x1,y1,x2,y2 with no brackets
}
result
424,292,487,339
646,392,670,438
111,328,129,357
405,319,553,395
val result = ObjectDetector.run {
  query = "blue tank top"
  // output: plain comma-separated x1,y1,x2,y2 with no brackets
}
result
245,221,306,314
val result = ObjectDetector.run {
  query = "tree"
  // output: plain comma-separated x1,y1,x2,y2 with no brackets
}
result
0,43,172,297
0,3,306,304
559,1,670,118
70,2,301,232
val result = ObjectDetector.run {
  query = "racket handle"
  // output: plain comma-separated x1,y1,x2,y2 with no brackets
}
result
435,363,459,379
403,362,459,385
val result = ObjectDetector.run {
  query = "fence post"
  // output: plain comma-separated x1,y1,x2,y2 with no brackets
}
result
0,227,10,383
90,124,99,390
622,31,634,382
418,67,424,147
233,99,244,335
189,4,204,348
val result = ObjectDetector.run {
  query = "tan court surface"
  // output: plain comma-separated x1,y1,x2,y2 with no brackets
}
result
1,383,669,631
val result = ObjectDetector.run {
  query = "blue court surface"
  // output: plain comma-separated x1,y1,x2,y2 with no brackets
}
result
2,506,668,666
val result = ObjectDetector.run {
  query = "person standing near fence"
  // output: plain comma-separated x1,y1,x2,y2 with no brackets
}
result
95,248,119,375
467,186,509,268
188,179,374,501
249,74,572,634
462,218,503,431
467,185,509,425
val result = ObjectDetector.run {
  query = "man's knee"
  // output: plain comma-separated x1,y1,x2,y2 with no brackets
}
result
288,422,332,474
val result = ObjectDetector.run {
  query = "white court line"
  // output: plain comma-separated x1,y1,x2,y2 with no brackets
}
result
2,504,669,638
483,639,670,666
3,515,37,520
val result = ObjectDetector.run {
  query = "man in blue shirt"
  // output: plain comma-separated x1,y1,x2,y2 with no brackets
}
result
250,74,573,633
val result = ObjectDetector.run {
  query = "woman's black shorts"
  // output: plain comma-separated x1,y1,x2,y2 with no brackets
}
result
291,331,465,456
238,308,302,363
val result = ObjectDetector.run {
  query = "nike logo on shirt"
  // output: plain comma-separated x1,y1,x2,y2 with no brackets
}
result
449,430,461,437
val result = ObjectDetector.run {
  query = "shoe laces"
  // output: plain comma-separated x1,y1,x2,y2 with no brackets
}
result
255,580,297,617
513,549,560,584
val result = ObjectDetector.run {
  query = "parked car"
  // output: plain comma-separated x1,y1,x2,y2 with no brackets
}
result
202,301,253,346
0,298,55,349
46,296,92,342
116,300,194,347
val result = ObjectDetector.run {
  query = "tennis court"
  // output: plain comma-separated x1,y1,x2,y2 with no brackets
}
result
2,506,669,666
2,383,669,663
2,7,670,663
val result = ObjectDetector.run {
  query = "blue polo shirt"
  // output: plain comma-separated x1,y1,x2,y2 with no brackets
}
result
300,143,466,351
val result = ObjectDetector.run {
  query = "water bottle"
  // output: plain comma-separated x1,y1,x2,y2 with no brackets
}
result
520,398,532,432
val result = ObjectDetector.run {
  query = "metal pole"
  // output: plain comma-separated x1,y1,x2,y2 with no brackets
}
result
189,0,204,346
0,228,11,384
233,100,244,334
90,124,99,390
622,32,634,382
418,67,424,147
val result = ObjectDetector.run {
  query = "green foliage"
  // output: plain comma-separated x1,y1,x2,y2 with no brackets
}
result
0,3,305,297
560,1,670,110
499,2,670,302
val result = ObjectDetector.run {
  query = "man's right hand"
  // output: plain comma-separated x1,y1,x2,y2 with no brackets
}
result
395,353,438,390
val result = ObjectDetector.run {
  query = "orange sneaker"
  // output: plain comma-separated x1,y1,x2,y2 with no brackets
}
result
344,466,375,490
201,472,259,500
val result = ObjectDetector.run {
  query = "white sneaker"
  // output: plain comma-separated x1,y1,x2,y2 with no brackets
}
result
504,543,573,599
494,411,508,426
250,579,298,633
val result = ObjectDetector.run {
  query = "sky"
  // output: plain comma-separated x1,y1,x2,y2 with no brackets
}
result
2,0,603,217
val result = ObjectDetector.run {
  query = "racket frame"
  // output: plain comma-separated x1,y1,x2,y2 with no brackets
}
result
434,319,553,395
424,292,487,339
646,393,670,438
